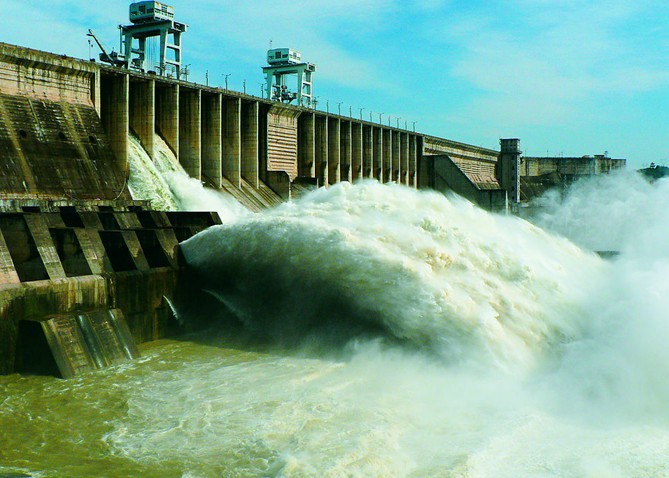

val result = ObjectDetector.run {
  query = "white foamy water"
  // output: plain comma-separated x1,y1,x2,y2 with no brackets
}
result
181,181,604,371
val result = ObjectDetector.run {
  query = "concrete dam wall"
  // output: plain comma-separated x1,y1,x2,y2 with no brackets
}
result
0,42,508,377
0,43,128,202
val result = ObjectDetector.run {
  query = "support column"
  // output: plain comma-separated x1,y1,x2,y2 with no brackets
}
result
241,100,258,188
416,136,430,188
373,127,383,182
383,129,392,183
201,92,222,188
223,97,242,187
156,83,179,158
298,112,315,178
328,117,340,185
100,73,129,171
179,88,201,180
24,215,66,280
351,122,363,181
411,134,417,187
392,129,401,183
401,132,409,186
362,125,373,179
315,115,328,186
129,79,155,160
340,121,352,183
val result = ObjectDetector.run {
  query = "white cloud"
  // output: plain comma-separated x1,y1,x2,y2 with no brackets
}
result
443,0,669,126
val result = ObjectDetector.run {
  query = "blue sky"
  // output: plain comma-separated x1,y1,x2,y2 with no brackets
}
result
2,0,667,168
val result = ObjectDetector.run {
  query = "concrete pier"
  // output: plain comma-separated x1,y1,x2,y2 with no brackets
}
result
178,87,201,180
327,117,340,185
240,100,258,188
201,92,222,187
222,97,242,186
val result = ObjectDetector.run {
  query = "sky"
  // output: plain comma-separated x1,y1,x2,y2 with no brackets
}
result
1,0,667,168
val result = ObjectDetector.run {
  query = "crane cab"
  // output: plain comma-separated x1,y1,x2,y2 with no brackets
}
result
267,48,302,66
129,1,175,23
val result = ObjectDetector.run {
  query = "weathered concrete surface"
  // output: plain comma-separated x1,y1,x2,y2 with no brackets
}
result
423,155,507,211
267,105,300,180
0,43,129,202
0,209,219,376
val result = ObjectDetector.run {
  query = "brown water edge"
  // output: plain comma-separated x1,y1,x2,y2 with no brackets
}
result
0,338,267,478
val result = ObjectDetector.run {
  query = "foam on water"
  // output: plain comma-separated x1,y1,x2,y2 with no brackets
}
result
181,181,604,371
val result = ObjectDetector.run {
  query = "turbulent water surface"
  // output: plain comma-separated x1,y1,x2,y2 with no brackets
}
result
2,154,669,477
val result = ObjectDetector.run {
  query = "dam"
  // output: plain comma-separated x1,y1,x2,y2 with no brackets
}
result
0,35,519,378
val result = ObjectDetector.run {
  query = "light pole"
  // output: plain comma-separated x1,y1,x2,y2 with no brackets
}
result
259,83,264,98
388,115,392,127
222,73,231,91
396,117,401,128
359,108,364,120
243,79,246,94
379,112,384,124
412,121,417,132
337,102,343,115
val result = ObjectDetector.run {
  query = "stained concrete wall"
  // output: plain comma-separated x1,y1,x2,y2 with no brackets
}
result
155,83,179,156
298,112,315,179
423,155,507,211
178,88,201,180
0,44,129,202
223,97,242,186
201,92,222,187
129,78,155,160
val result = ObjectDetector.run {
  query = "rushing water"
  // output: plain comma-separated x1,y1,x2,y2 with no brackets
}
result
2,146,669,476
